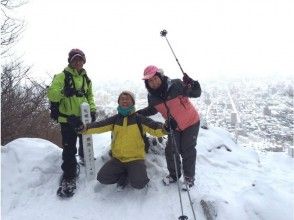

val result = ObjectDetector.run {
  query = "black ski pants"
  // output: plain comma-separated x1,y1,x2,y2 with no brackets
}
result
60,123,78,179
97,158,149,189
165,121,200,179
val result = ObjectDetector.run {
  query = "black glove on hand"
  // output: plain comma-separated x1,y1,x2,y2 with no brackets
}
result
182,73,194,85
67,115,84,132
76,124,86,133
164,118,178,132
91,111,96,122
50,102,59,121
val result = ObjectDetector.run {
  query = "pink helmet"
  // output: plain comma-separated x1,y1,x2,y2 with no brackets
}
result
142,65,159,80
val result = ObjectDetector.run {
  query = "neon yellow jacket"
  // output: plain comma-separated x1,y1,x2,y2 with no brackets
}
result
84,113,167,162
47,66,96,123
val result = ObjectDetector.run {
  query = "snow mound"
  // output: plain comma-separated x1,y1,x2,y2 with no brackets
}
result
2,128,294,220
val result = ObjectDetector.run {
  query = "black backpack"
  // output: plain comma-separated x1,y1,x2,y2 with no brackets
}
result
49,70,91,120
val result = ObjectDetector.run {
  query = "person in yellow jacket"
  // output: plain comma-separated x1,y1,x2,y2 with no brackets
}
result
47,49,96,197
81,91,168,190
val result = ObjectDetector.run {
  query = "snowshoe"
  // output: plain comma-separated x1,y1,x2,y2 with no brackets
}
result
57,176,77,198
162,175,177,186
182,176,195,191
57,164,80,198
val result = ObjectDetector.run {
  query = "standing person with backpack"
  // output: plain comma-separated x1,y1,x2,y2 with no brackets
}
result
79,91,168,191
47,48,96,197
137,65,201,189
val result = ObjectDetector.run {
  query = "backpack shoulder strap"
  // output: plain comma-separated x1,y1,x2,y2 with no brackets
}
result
63,70,75,90
135,113,145,139
83,73,91,86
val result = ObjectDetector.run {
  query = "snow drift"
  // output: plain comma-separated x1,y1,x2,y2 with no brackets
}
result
2,128,294,220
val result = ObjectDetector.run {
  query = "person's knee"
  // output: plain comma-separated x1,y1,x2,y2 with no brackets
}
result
182,146,196,157
130,178,149,189
97,171,108,184
97,171,119,185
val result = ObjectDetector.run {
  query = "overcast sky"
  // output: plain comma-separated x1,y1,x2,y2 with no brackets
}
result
15,0,294,84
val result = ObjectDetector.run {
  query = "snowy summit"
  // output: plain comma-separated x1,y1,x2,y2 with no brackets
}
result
2,127,293,220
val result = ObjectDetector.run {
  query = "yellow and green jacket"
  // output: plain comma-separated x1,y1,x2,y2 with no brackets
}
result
84,113,167,163
47,66,96,123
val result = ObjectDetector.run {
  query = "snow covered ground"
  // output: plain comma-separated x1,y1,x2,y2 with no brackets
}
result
1,127,294,220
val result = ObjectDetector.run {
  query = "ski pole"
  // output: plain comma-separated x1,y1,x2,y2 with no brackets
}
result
160,29,185,75
183,181,197,220
168,116,188,220
168,114,197,220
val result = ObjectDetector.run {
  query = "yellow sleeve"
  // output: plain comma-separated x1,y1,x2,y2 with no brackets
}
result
83,115,116,135
139,115,167,137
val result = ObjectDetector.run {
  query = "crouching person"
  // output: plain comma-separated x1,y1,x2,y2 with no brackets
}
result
81,91,167,190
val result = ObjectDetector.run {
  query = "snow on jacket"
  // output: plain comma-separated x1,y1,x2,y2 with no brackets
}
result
83,113,167,163
47,66,96,123
138,78,201,131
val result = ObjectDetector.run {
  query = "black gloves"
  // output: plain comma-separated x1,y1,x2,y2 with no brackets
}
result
67,115,84,132
67,112,95,132
91,111,96,122
50,102,59,121
164,118,178,132
183,73,194,85
183,73,200,90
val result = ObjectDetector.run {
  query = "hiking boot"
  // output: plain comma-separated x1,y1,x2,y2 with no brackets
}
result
63,177,77,191
162,175,177,186
183,176,195,189
57,176,77,198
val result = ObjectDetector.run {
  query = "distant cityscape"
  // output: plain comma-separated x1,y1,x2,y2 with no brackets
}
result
198,76,293,151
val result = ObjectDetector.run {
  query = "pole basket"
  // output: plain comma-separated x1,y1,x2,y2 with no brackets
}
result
178,215,188,220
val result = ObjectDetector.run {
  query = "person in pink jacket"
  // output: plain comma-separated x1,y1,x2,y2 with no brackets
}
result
137,65,201,188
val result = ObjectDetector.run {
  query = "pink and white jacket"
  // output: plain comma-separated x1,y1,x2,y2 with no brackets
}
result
138,77,201,131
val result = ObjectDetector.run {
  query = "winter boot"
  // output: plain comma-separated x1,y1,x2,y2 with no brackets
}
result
57,176,77,198
182,176,195,191
57,164,80,198
162,175,177,186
